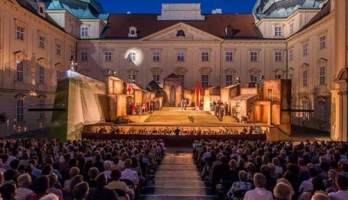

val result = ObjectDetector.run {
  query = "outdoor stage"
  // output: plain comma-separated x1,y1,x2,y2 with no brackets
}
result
81,107,271,145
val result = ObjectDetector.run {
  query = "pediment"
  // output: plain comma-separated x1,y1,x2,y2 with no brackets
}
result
142,23,223,42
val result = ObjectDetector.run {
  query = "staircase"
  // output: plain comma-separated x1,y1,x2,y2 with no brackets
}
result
140,150,218,200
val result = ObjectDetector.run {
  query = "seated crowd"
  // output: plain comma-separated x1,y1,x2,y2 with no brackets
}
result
0,139,165,200
95,126,266,136
193,140,348,200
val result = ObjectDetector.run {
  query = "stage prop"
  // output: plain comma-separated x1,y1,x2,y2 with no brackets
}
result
163,74,183,107
50,70,108,141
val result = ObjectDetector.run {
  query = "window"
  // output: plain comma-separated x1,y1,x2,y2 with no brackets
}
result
289,49,293,61
153,74,160,82
275,51,282,62
319,66,326,85
153,52,160,62
201,52,209,62
250,51,258,63
38,36,45,49
289,23,294,34
303,70,308,87
16,25,24,40
81,26,89,38
320,35,326,49
104,51,112,62
225,51,233,62
176,30,185,37
201,75,209,87
128,74,136,81
303,43,308,57
128,27,137,38
274,25,282,37
56,44,61,56
250,75,258,83
225,75,233,86
81,51,88,62
177,52,185,62
16,96,24,122
38,66,45,85
127,52,136,62
16,61,24,82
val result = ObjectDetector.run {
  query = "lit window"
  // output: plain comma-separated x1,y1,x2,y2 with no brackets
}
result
38,66,45,85
56,44,61,56
201,52,209,62
16,26,25,40
303,70,308,87
320,35,326,50
177,52,185,62
250,51,258,62
153,52,160,62
225,51,233,62
81,52,88,62
81,26,89,38
127,52,136,62
201,75,209,87
104,51,112,62
16,96,24,122
128,74,136,81
303,43,308,57
225,75,233,86
274,25,282,37
39,36,45,49
275,51,282,62
16,61,24,82
153,74,160,82
319,66,326,85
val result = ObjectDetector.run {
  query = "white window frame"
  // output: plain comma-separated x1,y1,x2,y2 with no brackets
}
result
250,51,258,63
319,66,326,85
225,74,233,86
16,25,25,40
274,25,282,37
153,51,160,63
81,26,89,38
225,51,233,62
201,74,209,87
127,52,136,62
275,51,282,62
16,61,24,82
177,52,185,62
104,51,112,62
201,52,209,62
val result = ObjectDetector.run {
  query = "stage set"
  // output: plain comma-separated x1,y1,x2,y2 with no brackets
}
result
49,70,291,142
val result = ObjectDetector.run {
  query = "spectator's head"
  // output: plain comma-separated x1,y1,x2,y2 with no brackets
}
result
125,159,133,169
238,170,248,181
88,167,99,181
103,161,113,171
48,174,58,188
336,173,348,190
311,191,329,200
72,182,89,200
69,167,80,178
95,173,107,186
298,192,312,200
17,173,32,188
273,182,293,200
70,175,84,191
39,193,59,200
32,175,49,195
0,183,16,200
110,169,121,181
253,173,267,188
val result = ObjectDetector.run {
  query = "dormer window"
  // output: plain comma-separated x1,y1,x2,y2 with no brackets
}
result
176,30,185,37
128,26,137,38
37,2,46,17
81,26,89,38
274,25,282,37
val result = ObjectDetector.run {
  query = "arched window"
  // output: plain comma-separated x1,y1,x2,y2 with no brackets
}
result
176,30,186,37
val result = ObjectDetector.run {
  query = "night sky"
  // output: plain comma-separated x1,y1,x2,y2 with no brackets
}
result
99,0,256,14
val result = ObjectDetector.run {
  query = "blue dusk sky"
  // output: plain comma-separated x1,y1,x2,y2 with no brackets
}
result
99,0,256,14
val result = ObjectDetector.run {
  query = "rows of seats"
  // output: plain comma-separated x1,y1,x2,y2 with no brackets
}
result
0,139,165,200
193,139,348,200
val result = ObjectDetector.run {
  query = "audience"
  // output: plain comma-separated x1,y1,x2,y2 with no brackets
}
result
0,139,164,200
193,139,348,200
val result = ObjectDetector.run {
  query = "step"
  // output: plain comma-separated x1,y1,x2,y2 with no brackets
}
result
150,180,206,188
155,171,200,177
141,187,214,196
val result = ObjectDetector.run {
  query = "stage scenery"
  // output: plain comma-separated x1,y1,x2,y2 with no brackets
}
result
1,0,348,200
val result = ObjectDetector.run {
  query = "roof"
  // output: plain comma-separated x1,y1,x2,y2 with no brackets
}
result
301,0,331,30
102,14,262,39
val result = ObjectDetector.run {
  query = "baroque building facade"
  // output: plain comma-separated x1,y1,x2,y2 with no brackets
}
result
0,0,348,140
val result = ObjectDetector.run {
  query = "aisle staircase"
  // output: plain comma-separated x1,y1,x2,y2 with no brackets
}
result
140,150,218,200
